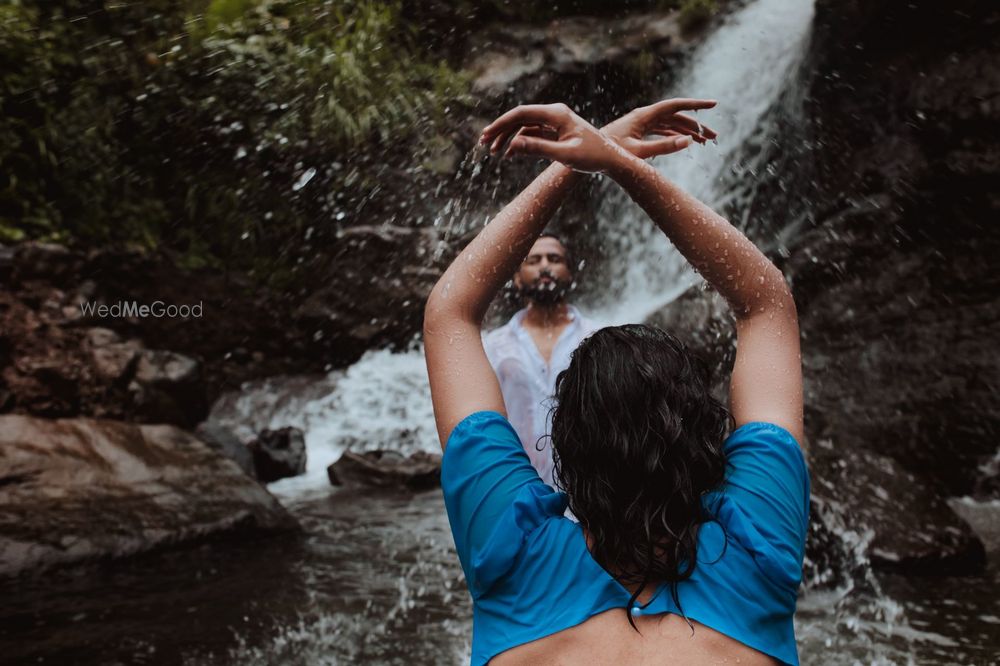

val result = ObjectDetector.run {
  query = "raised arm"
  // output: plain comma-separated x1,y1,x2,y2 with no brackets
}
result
609,152,803,446
489,102,803,446
424,102,716,448
423,160,580,447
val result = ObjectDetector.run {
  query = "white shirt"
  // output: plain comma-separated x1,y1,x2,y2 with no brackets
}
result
482,306,598,488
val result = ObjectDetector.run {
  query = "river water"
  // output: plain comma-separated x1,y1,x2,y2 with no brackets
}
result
3,0,999,663
2,487,997,664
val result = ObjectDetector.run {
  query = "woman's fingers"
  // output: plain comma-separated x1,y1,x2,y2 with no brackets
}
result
645,98,717,117
634,135,693,158
490,125,558,155
490,133,507,154
650,114,717,140
480,104,569,145
649,125,709,144
504,133,570,162
672,112,718,139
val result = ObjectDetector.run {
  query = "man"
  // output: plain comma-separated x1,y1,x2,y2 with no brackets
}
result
483,232,597,488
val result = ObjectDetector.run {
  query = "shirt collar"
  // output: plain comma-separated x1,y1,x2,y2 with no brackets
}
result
512,305,581,330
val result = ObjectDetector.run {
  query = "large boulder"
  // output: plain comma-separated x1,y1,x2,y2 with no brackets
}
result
0,415,297,577
328,450,442,490
810,445,985,575
128,349,207,427
467,9,706,101
195,421,256,477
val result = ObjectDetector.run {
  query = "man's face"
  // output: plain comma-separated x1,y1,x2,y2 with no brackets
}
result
514,237,574,305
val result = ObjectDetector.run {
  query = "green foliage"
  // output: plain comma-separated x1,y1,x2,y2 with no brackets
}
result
679,0,716,32
0,0,469,273
205,0,258,30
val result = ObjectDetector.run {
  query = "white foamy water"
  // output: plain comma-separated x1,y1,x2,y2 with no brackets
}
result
209,348,439,499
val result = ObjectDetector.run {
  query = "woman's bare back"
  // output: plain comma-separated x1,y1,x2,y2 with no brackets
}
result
491,609,778,666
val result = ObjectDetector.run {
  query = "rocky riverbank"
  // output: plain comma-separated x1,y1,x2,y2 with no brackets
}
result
0,415,297,577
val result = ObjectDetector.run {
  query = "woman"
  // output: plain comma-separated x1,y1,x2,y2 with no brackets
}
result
423,99,808,665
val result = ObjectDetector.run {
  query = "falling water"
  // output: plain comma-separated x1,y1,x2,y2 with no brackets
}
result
595,0,816,325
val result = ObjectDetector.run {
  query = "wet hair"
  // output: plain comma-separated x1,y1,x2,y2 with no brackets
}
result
549,324,731,629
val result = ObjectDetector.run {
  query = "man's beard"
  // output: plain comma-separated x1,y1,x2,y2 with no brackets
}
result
520,277,571,305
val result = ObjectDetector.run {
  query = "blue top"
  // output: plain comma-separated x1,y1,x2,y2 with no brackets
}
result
441,411,810,666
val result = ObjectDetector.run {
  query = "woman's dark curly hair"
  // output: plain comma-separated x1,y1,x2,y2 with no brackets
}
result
550,324,731,628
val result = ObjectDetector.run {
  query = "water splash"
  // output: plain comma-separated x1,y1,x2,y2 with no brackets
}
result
209,348,439,499
291,167,317,191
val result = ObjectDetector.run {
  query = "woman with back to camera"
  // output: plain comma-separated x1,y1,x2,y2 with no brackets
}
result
423,98,809,666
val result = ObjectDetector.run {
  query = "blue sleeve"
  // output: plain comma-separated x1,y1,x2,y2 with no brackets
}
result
440,411,547,586
721,422,810,571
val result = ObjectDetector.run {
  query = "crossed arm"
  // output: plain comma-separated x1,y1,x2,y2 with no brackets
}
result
422,162,579,445
424,100,802,449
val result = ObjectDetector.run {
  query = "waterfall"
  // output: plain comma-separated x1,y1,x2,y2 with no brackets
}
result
595,0,816,325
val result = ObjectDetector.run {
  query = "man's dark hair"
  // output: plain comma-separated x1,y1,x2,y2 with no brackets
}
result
550,324,731,628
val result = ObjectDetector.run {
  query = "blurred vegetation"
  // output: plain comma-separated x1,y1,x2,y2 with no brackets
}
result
677,0,717,32
0,0,469,275
1,0,715,278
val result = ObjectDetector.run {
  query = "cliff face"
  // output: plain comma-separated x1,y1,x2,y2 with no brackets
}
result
760,0,998,572
791,0,999,495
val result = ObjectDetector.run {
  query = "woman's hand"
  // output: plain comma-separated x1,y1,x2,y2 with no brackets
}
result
481,99,719,167
479,103,626,173
601,98,718,159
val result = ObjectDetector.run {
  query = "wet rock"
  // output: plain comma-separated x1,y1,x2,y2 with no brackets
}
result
467,11,698,100
248,427,307,483
810,445,985,575
327,450,442,490
788,0,1000,496
644,285,734,385
0,414,297,577
90,345,139,382
85,327,122,348
12,242,80,283
295,225,444,356
87,329,142,383
129,350,207,427
948,497,1000,555
195,421,255,478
